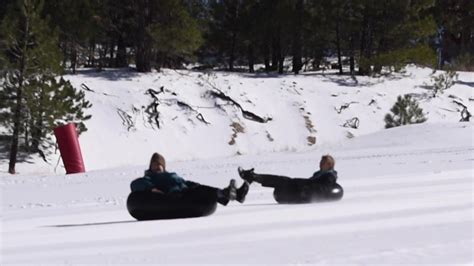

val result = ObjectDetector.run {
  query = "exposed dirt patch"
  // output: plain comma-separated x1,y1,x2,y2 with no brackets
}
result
229,122,245,145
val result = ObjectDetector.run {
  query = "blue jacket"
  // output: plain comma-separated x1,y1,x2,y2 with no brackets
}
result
310,169,338,184
130,170,190,193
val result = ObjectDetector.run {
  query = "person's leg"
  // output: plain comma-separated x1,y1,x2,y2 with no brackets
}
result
186,180,238,206
254,174,293,188
238,167,293,187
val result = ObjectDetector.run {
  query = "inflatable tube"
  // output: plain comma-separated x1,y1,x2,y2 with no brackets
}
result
273,183,344,204
127,189,218,220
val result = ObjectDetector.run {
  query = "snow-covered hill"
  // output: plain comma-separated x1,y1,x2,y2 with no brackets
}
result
2,65,472,174
1,66,473,264
1,122,473,264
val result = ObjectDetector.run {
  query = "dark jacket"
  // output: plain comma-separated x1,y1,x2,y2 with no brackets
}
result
309,169,338,187
130,170,194,193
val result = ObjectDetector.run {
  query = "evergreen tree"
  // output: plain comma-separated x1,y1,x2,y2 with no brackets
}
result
291,0,304,74
358,0,437,75
385,95,427,128
434,0,474,70
430,70,458,97
149,0,203,68
2,0,457,75
90,0,136,69
42,0,97,73
133,0,203,72
0,0,91,174
25,77,91,154
208,0,244,71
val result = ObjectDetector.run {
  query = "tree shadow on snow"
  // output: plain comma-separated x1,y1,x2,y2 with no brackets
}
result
241,203,279,207
46,220,138,228
456,80,474,88
72,68,142,81
46,214,218,228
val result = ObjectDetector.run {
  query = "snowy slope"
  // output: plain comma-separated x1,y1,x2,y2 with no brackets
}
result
1,66,472,174
1,122,473,265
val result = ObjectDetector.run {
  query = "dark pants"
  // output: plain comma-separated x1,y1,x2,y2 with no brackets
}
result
254,174,315,203
252,173,343,204
182,184,229,206
254,174,310,189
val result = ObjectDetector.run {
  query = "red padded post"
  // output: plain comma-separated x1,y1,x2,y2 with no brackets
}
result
54,123,86,174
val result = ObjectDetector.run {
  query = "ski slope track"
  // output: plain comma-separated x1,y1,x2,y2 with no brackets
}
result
1,122,473,265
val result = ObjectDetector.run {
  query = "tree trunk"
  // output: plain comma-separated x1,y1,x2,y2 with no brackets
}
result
271,35,279,70
109,40,115,67
350,55,355,75
136,43,152,72
71,43,77,74
116,36,128,67
336,18,343,75
88,40,95,67
276,28,284,74
248,44,254,73
135,0,152,72
263,38,271,71
358,9,369,75
278,56,284,74
9,85,22,174
98,43,107,71
229,31,236,71
292,0,303,74
349,35,355,75
9,8,30,174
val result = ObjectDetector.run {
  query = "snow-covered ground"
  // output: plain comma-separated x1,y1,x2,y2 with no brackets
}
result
1,122,473,265
1,65,472,174
0,66,473,264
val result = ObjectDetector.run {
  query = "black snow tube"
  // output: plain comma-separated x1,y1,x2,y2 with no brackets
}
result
127,188,218,220
273,183,344,204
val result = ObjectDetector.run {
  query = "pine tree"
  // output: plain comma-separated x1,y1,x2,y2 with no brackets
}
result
149,0,203,68
0,0,91,174
430,70,458,97
358,0,437,75
434,0,474,69
385,95,427,128
133,0,203,72
208,0,243,71
291,0,304,74
25,77,91,154
42,0,97,73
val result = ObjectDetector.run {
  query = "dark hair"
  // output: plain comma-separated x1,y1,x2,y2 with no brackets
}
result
149,153,166,171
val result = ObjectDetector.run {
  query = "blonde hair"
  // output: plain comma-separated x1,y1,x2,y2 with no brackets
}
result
321,155,335,169
149,153,166,171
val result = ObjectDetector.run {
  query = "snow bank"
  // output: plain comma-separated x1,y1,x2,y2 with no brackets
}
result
1,66,473,174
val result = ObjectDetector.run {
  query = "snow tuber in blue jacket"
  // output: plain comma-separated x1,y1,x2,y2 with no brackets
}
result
130,170,189,193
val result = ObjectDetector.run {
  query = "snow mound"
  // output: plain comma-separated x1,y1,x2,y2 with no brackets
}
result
1,66,473,175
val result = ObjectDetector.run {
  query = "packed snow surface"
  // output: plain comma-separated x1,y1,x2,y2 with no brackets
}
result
1,66,473,264
1,122,473,265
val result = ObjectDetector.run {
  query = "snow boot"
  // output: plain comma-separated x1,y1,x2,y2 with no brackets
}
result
218,179,237,205
236,181,250,203
238,167,255,184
